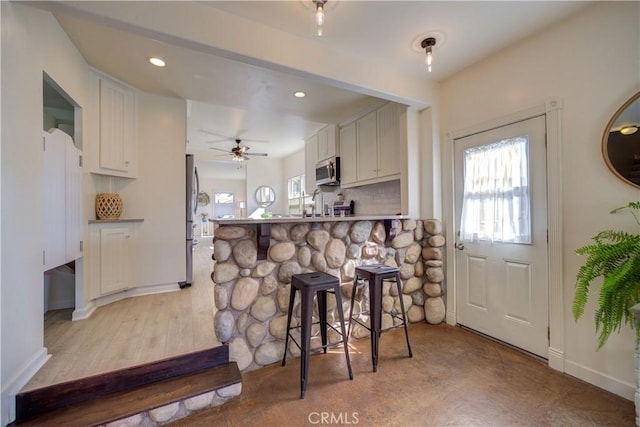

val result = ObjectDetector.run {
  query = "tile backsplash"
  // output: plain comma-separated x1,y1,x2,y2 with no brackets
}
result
323,180,401,216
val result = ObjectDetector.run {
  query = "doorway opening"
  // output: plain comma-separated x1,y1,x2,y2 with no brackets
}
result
42,74,84,324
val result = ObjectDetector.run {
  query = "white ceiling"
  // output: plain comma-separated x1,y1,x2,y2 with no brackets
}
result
36,1,591,168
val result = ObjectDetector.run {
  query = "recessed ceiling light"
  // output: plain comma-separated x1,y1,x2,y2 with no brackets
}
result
149,57,166,67
294,91,306,98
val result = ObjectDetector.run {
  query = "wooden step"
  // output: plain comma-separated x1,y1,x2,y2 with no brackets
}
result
12,346,240,426
12,362,240,426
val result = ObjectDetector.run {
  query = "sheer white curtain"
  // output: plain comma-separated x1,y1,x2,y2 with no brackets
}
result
460,137,531,244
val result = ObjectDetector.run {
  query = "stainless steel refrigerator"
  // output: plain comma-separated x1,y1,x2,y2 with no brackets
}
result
181,154,199,288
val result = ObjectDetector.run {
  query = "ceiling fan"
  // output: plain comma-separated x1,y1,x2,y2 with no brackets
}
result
209,139,268,162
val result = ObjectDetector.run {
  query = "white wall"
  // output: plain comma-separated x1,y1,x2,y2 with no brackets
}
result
245,158,285,215
0,3,92,423
440,1,640,399
198,177,246,219
117,93,186,287
1,2,4,424
283,148,305,184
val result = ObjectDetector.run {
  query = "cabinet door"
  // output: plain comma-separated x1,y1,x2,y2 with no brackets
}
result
43,131,67,271
65,136,83,262
376,103,400,177
317,126,328,161
99,227,130,294
356,111,378,181
99,78,136,176
44,129,83,270
339,123,357,185
327,125,337,159
317,125,337,160
304,134,318,195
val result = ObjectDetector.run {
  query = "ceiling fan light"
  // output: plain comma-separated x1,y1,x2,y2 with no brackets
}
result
315,1,324,26
313,0,327,37
621,126,638,135
420,37,436,73
294,91,306,98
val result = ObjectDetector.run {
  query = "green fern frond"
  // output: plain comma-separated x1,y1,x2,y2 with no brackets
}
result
573,201,640,349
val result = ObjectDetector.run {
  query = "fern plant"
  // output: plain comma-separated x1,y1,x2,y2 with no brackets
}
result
573,201,640,349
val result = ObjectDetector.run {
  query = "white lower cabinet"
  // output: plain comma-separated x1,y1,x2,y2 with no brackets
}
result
89,221,139,297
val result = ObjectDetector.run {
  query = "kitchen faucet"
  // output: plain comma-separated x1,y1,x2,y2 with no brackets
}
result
311,188,324,217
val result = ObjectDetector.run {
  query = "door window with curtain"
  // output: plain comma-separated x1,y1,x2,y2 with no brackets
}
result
459,136,531,244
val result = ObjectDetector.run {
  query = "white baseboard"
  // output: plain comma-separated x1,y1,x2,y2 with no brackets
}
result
2,347,50,425
445,312,456,326
547,346,565,372
93,283,180,307
72,301,97,320
565,359,635,400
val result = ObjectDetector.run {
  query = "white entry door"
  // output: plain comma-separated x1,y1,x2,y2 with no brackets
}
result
454,115,548,358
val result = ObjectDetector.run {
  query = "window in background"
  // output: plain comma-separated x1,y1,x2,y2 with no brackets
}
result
214,192,235,218
287,174,312,215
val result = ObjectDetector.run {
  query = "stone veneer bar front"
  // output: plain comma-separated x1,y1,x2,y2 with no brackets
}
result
211,216,446,372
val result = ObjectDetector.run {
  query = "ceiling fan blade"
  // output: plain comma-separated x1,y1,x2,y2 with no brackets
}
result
209,147,231,153
199,129,229,138
240,137,269,144
246,152,268,157
205,139,230,144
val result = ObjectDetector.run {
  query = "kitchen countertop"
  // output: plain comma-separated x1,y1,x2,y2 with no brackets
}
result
211,214,408,225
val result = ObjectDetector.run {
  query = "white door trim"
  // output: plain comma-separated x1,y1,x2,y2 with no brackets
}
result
444,98,564,371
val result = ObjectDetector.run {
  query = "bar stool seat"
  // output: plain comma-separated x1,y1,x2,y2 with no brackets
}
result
281,272,353,398
348,264,413,372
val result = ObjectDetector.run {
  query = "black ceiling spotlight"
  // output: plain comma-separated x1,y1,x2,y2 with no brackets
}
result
421,37,436,72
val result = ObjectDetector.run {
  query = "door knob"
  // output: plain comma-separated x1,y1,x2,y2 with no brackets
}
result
454,242,465,250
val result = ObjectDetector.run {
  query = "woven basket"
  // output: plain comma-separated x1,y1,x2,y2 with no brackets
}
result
95,193,123,220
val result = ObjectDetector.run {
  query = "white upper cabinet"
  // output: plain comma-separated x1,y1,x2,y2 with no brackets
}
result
339,122,357,186
376,102,400,178
304,133,318,195
356,111,378,182
338,102,404,188
95,77,137,178
317,125,338,161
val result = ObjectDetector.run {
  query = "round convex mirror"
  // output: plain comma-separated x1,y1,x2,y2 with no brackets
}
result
255,185,275,208
602,92,640,189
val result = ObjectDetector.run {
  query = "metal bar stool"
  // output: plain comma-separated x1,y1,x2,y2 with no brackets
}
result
281,272,354,398
348,264,413,372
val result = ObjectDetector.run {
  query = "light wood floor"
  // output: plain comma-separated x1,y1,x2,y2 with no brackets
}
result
23,237,220,391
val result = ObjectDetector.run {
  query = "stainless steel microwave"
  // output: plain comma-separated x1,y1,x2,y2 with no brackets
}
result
316,156,340,186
